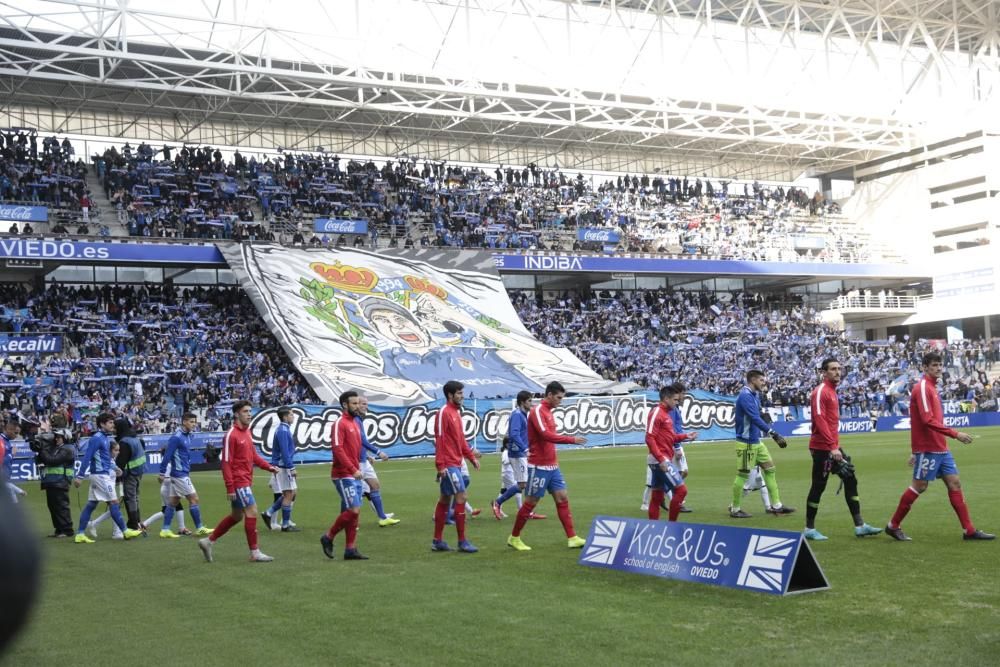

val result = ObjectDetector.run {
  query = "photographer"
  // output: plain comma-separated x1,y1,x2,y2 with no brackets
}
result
33,427,75,537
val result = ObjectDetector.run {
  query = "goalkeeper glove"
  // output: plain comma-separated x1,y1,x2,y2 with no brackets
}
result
769,431,788,448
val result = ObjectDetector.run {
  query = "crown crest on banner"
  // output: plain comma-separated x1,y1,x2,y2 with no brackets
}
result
311,262,379,293
404,275,447,299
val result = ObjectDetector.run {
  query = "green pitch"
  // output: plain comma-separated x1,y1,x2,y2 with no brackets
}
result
7,429,1000,666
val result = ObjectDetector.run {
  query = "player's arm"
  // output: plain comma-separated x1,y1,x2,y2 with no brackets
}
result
535,410,577,445
220,434,235,493
509,412,527,453
253,448,276,472
359,426,381,458
913,385,960,439
159,436,178,478
278,429,296,470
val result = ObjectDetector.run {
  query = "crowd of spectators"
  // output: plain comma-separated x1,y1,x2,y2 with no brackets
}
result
511,289,1000,416
1,128,872,263
0,283,316,435
0,128,91,227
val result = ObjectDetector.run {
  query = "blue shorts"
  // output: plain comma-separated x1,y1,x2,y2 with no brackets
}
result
230,486,256,510
525,466,567,499
913,452,959,482
439,467,467,496
649,462,685,493
333,478,363,509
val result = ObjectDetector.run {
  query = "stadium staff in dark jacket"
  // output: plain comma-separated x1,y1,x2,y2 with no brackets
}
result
114,415,146,530
34,428,76,537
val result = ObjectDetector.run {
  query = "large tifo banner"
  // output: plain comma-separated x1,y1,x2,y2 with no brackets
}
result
222,244,619,406
248,389,738,461
578,516,829,595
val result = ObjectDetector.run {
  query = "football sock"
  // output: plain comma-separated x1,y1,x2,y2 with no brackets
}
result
806,501,820,529
369,490,387,520
267,497,283,516
433,501,449,541
328,510,353,539
889,487,920,528
244,517,258,550
109,504,127,532
556,500,576,538
668,486,687,522
732,473,750,508
762,468,782,507
512,503,533,537
176,508,186,531
93,510,110,526
189,504,202,529
144,511,164,527
281,505,292,527
163,505,176,531
454,502,467,542
649,489,665,520
948,488,975,534
641,486,652,507
496,485,520,507
345,513,359,549
77,500,98,533
210,514,239,542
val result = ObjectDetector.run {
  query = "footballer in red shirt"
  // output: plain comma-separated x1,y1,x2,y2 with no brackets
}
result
320,390,369,560
507,381,587,552
803,358,881,540
199,400,278,563
431,380,481,553
885,352,994,541
645,385,698,521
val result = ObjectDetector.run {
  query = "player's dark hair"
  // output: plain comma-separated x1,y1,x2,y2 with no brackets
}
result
820,358,839,371
182,412,197,421
516,390,533,406
443,380,464,399
339,390,358,408
659,385,680,401
232,400,252,415
276,406,292,420
669,382,686,394
746,370,764,383
922,351,943,366
96,412,114,427
544,381,565,396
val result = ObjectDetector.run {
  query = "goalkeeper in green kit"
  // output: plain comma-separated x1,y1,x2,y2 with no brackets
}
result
729,370,795,518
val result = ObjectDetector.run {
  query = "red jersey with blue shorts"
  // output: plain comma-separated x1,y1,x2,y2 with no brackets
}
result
645,405,690,492
331,416,362,478
809,379,840,452
910,374,961,481
221,422,272,507
434,402,476,470
331,415,363,508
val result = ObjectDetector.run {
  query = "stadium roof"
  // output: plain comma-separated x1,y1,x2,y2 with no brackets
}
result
0,0,997,179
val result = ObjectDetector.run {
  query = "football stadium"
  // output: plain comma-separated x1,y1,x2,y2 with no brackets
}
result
2,0,1000,664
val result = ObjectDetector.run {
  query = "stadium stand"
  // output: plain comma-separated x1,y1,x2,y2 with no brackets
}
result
509,289,1000,416
2,134,894,262
0,283,317,435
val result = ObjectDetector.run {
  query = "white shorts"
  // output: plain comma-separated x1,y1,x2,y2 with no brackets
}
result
359,459,378,481
88,474,117,503
645,465,653,486
271,468,297,493
159,479,173,505
673,448,689,473
501,463,516,490
168,476,197,498
507,457,528,485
